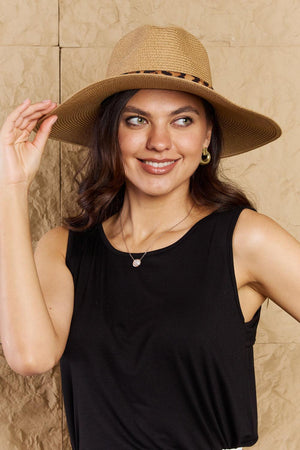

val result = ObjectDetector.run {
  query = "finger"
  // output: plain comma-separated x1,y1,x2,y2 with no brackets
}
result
1,99,32,135
1,99,56,137
6,99,31,122
20,100,57,119
14,102,57,128
24,114,48,135
23,118,42,135
16,104,57,130
31,115,58,152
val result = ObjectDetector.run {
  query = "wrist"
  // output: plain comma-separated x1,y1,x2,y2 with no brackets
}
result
0,183,30,214
0,181,30,194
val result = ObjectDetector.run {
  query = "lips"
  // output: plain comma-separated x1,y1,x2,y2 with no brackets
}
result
138,158,179,174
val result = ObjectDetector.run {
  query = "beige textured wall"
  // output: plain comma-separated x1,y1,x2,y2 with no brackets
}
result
0,1,299,448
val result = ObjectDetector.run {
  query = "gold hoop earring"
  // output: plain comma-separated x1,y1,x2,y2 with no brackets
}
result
200,147,211,165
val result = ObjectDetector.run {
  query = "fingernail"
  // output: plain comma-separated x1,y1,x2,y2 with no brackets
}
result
22,98,30,103
50,116,58,125
42,99,51,103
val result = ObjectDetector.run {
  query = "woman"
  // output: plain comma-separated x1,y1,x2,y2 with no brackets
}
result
0,25,299,450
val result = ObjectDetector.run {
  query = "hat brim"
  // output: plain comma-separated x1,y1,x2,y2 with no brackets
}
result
35,73,281,157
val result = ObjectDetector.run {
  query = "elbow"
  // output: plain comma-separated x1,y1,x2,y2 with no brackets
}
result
4,349,58,376
10,361,56,376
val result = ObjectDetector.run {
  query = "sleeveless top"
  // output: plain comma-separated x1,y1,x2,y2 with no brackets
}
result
60,206,260,450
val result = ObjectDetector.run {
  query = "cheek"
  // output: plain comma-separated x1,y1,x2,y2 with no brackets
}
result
118,130,144,158
179,132,204,156
118,129,127,155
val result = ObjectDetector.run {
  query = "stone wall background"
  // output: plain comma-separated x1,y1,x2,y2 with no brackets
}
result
0,0,299,448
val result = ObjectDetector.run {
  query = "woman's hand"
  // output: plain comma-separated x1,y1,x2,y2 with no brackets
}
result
0,99,57,188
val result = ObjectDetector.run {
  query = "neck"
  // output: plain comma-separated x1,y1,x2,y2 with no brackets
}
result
119,187,195,242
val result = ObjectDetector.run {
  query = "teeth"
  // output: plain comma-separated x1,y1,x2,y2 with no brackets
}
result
144,160,175,168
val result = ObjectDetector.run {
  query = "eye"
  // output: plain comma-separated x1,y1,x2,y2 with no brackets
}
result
174,116,193,127
125,116,147,126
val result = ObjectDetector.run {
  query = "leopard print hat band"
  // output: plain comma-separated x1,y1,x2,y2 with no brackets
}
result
121,70,213,90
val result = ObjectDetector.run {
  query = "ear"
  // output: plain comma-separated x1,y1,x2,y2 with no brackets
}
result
203,123,213,148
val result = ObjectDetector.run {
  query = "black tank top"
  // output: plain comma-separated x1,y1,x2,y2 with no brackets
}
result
61,206,260,450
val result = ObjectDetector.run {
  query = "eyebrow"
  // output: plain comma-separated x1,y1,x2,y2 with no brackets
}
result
122,105,201,118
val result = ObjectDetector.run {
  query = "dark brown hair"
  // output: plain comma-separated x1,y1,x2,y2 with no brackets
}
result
63,90,254,231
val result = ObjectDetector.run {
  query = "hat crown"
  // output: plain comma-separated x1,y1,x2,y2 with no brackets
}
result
106,25,212,86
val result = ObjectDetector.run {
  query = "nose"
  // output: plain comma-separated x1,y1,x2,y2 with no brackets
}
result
146,124,172,152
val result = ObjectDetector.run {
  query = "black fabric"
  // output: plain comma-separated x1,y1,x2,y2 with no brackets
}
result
60,207,260,450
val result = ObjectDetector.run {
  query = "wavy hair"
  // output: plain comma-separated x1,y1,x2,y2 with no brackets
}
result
63,90,254,231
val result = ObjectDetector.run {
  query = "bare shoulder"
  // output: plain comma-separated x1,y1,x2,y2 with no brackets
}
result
235,208,281,236
233,208,298,257
233,208,300,321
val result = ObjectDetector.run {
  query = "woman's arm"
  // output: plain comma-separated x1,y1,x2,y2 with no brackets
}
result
0,100,74,375
234,208,300,322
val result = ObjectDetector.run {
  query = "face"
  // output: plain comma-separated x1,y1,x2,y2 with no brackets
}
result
118,89,212,198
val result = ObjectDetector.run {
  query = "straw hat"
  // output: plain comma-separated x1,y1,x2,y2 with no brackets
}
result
36,25,281,157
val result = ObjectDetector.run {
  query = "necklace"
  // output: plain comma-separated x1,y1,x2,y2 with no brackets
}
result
119,203,194,268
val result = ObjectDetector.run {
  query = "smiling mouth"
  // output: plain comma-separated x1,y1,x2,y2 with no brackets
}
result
143,160,176,168
138,158,179,175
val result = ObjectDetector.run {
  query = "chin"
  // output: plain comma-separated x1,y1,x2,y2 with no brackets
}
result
131,181,187,199
137,187,171,198
125,173,191,198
